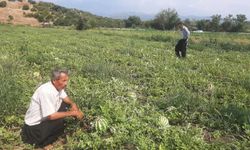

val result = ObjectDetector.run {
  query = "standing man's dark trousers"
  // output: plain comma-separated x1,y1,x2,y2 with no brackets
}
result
21,102,69,148
175,39,188,58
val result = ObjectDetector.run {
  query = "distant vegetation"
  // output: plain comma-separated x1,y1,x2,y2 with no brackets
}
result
26,1,124,28
25,1,249,32
194,14,248,32
1,0,249,32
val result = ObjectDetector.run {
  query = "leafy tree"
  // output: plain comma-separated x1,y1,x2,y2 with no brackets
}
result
233,14,247,32
76,18,84,30
195,14,248,32
142,20,153,28
125,16,142,28
196,19,211,31
210,14,221,31
220,14,247,32
246,21,250,32
152,8,180,30
76,17,90,30
88,18,97,27
183,19,191,27
221,14,234,32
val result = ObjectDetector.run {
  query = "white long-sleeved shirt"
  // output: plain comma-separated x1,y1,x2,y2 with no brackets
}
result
181,25,190,39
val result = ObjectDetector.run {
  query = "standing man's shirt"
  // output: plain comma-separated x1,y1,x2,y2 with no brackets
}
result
25,81,67,126
181,25,190,39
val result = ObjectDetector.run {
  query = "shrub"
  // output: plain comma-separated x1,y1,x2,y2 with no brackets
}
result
76,18,91,30
22,5,29,10
30,7,36,12
24,13,34,17
76,18,84,30
0,1,7,7
8,15,14,21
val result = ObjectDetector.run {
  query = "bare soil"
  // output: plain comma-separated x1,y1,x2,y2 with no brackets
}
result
0,0,40,26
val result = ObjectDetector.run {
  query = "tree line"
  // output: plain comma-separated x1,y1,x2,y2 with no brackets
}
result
123,9,249,32
5,0,248,32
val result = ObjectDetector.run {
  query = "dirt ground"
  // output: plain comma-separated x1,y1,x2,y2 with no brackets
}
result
0,0,40,26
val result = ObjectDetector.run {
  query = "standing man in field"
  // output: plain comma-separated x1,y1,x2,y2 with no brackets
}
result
21,68,83,149
175,22,190,58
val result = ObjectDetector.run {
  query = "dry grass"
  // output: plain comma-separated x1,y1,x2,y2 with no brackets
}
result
233,38,250,45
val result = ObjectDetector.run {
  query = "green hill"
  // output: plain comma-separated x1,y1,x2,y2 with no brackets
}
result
0,0,124,28
28,1,125,28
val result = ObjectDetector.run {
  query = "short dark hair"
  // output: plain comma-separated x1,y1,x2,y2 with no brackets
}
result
51,68,69,81
177,22,183,26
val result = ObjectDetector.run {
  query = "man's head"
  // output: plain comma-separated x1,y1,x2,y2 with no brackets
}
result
177,22,184,29
51,68,69,91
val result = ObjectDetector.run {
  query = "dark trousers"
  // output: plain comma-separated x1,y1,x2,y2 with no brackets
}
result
175,39,188,58
21,102,69,148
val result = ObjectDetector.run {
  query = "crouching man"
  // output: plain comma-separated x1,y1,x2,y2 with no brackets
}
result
21,68,83,149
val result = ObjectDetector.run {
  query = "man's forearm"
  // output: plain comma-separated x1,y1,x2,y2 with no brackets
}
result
47,111,74,120
63,97,79,110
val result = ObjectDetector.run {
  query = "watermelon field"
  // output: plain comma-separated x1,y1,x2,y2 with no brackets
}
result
0,24,250,149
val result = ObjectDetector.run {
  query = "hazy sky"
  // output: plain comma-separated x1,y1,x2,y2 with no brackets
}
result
40,0,250,19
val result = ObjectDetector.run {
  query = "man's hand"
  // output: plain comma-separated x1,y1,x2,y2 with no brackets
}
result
76,111,84,120
70,110,84,120
63,97,82,120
